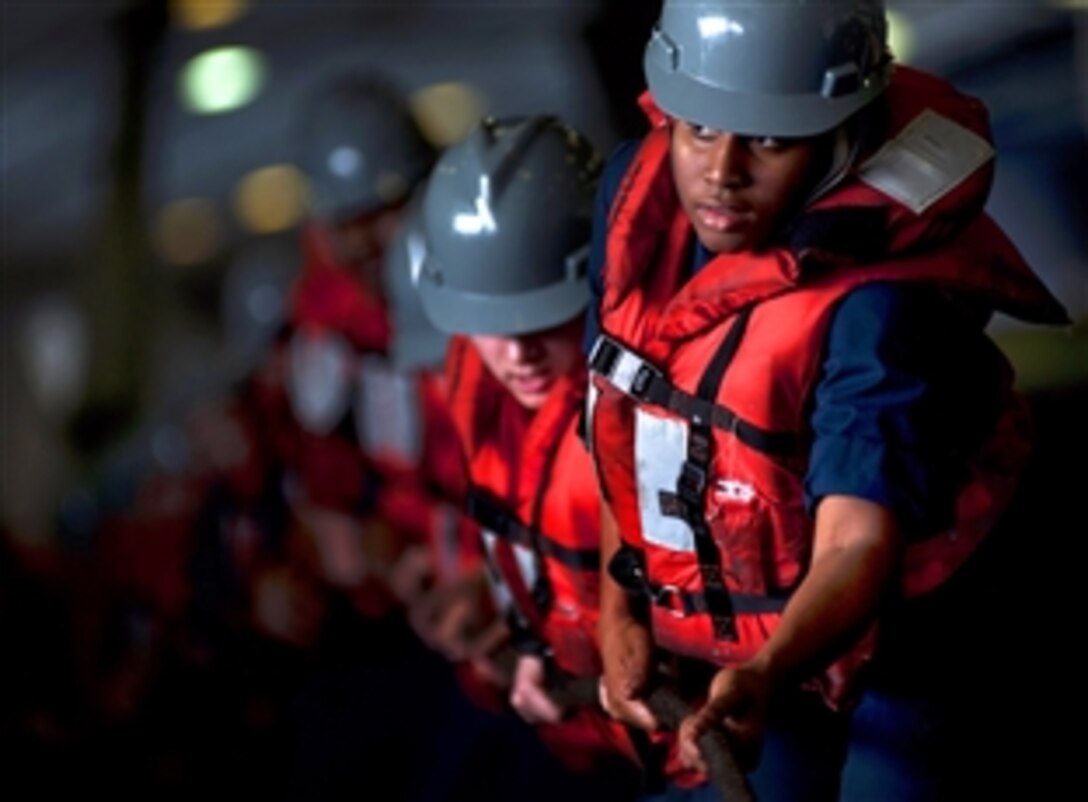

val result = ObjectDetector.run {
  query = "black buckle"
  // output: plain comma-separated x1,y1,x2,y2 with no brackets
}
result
688,429,711,463
532,579,553,611
630,363,660,399
652,584,689,619
590,337,620,377
657,490,684,519
677,461,707,503
608,545,652,598
711,612,738,641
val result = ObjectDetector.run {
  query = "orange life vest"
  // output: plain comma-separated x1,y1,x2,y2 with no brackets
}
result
276,224,392,512
446,336,605,678
588,67,1068,705
445,336,641,771
362,367,482,576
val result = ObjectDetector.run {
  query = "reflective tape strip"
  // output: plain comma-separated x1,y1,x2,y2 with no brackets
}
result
285,330,354,436
354,356,422,462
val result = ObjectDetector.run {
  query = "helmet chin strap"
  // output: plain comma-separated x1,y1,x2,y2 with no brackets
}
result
803,102,879,206
804,124,857,206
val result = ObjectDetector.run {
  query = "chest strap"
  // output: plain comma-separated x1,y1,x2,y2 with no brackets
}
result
589,332,804,458
466,487,600,575
466,488,600,571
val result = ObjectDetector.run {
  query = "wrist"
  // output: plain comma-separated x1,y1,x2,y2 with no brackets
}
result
742,649,789,693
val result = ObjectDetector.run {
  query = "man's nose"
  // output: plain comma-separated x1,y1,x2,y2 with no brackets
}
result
704,133,748,189
507,334,543,362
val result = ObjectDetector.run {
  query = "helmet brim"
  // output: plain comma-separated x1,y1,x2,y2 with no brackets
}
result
418,274,588,337
645,53,885,139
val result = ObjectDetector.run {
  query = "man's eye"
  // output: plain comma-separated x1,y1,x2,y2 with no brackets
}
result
686,121,720,141
750,135,785,150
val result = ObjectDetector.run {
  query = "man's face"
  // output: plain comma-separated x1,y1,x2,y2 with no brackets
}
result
470,316,584,411
670,120,822,254
328,204,405,288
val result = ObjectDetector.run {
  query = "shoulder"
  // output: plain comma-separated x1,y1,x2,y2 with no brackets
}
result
808,280,1007,529
827,281,996,369
585,139,645,356
830,281,938,333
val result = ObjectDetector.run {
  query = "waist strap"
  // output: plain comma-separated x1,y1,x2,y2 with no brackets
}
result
608,543,790,618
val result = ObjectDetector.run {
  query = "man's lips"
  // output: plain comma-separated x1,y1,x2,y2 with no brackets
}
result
694,202,753,233
508,372,551,395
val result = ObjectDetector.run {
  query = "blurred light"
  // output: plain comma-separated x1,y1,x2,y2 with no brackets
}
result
993,319,1088,393
232,164,309,234
153,197,224,266
886,9,915,65
410,82,487,147
179,46,266,115
329,146,363,178
17,296,90,420
170,0,249,31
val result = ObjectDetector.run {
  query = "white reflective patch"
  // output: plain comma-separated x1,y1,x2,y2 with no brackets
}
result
285,332,353,436
714,478,756,504
634,409,695,552
512,542,539,591
481,531,514,613
858,109,994,214
611,350,646,395
354,356,422,462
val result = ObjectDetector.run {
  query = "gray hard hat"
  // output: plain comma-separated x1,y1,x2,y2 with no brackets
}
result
381,192,449,372
417,115,601,337
645,0,892,138
297,71,434,223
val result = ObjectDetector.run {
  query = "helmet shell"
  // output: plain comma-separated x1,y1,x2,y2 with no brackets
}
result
645,0,891,137
297,72,434,223
417,115,601,336
381,193,449,371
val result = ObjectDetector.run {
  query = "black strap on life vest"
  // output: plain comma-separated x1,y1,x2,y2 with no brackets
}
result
466,488,600,599
673,308,751,640
608,543,788,618
478,533,535,644
589,333,803,457
467,489,601,571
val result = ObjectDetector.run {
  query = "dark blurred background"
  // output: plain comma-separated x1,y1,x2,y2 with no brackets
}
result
1,0,1084,797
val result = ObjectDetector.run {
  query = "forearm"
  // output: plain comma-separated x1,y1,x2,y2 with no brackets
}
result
597,500,659,729
599,500,638,629
748,495,901,689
